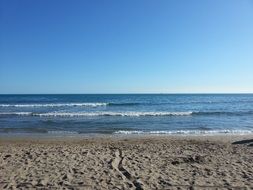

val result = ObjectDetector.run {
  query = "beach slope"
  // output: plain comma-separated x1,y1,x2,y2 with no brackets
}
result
1,135,253,189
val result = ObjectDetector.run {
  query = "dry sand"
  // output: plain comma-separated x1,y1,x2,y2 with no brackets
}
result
0,135,253,190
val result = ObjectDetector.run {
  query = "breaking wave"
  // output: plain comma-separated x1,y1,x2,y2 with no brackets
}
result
0,111,193,117
0,112,32,116
108,103,141,106
1,111,253,117
48,130,79,134
0,103,108,107
113,129,253,135
0,102,143,107
33,111,193,117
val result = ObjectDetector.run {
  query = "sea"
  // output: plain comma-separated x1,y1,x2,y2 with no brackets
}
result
0,94,253,136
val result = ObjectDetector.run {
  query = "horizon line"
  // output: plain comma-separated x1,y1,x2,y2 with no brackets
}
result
1,92,253,95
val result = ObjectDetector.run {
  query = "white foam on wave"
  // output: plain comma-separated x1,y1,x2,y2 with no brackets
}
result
0,112,32,116
0,103,108,107
34,111,193,117
48,131,79,134
114,129,253,135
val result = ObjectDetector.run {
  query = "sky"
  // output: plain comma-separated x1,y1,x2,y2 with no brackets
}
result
0,0,253,94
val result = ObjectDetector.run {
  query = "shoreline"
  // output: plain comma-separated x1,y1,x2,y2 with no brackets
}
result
1,133,253,142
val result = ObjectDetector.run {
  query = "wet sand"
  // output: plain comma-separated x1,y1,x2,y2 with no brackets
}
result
0,135,253,189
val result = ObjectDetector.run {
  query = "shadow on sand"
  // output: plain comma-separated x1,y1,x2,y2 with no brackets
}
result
232,139,253,147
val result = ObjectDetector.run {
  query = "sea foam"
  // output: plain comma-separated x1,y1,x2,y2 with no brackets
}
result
0,112,32,116
0,103,108,107
34,111,193,117
113,129,253,135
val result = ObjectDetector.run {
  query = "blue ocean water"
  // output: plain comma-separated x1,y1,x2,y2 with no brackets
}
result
0,94,253,135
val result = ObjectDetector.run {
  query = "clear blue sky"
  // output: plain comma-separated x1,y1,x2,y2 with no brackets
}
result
0,0,253,94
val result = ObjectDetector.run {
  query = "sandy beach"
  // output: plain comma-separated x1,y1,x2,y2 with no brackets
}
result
0,135,253,190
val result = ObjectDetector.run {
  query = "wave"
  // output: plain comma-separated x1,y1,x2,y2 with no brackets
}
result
0,103,108,107
48,130,79,134
33,111,193,117
35,111,253,117
1,111,253,117
0,102,141,107
108,103,141,106
0,112,32,116
2,110,253,117
114,129,253,135
0,111,192,117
